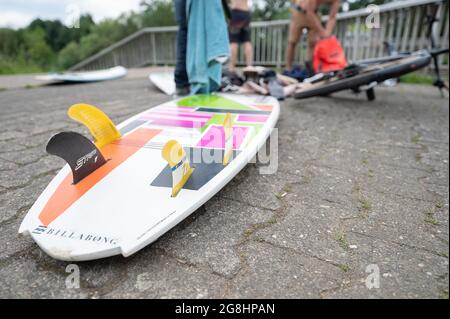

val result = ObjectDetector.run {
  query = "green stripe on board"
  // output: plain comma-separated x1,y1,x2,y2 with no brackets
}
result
177,95,252,110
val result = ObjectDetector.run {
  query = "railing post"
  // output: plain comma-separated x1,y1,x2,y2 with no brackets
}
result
352,16,361,61
151,33,157,66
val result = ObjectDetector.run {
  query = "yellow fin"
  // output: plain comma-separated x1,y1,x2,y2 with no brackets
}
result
68,103,121,148
162,140,193,197
223,113,233,166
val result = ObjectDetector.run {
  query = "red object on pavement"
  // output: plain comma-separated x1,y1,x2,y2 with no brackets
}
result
313,36,348,73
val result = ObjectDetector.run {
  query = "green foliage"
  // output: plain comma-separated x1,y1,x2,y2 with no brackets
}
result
0,12,138,74
348,0,391,11
0,56,42,75
400,73,436,85
252,0,290,21
57,41,81,70
23,27,55,68
140,0,175,27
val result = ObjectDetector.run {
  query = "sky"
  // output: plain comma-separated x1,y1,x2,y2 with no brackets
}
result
0,0,143,29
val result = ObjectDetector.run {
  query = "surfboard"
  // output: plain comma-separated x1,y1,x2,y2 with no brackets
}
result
19,94,280,261
36,66,127,83
149,72,176,95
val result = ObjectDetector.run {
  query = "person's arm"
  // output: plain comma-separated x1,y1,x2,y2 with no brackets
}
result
305,0,328,38
222,0,231,20
325,0,340,35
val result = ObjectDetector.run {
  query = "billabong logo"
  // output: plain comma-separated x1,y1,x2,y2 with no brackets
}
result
32,225,118,245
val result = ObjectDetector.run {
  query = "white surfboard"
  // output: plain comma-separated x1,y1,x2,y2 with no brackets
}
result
19,94,280,261
36,66,127,83
149,72,176,95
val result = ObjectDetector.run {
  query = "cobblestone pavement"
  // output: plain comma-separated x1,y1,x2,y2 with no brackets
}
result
0,72,448,298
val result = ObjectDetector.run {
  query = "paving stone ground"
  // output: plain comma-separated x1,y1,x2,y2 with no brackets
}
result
0,71,448,299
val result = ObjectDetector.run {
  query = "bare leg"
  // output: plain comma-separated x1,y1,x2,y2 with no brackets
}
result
286,41,297,71
307,35,319,64
229,43,239,71
243,41,253,67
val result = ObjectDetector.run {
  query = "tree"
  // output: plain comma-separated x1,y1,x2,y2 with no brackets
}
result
347,0,391,11
58,41,81,69
0,28,21,57
23,26,55,68
252,0,291,21
70,14,96,43
140,0,176,27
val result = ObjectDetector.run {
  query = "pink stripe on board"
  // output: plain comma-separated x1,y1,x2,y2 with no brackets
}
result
154,105,196,112
148,111,212,119
197,125,249,149
150,118,207,128
237,115,269,123
140,114,207,122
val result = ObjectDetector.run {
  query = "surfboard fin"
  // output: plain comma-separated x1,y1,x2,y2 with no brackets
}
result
162,140,194,197
68,103,121,148
223,113,233,166
46,132,107,184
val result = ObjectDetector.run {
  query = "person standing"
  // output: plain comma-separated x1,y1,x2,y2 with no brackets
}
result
174,0,190,96
228,0,253,71
285,0,340,75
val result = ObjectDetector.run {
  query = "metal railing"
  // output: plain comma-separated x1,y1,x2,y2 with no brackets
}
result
71,0,449,71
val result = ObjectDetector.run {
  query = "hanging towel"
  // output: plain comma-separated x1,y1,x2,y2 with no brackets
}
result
186,0,230,94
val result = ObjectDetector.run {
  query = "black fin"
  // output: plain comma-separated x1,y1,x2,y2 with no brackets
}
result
46,132,107,184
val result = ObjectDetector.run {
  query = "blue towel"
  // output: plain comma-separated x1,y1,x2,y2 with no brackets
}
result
186,0,230,94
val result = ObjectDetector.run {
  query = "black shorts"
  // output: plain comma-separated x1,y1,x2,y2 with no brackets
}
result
229,9,251,43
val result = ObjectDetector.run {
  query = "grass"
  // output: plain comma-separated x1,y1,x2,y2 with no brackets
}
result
424,215,440,226
437,252,448,258
411,133,422,144
335,232,350,250
401,72,450,85
400,73,434,85
435,201,444,209
274,191,287,200
274,184,292,200
359,197,372,212
0,60,43,75
243,229,253,237
411,134,421,144
339,264,350,272
424,216,440,226
439,290,449,299
0,87,6,92
424,211,440,226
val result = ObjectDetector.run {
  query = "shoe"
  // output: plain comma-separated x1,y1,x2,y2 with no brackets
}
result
283,66,309,82
174,86,190,98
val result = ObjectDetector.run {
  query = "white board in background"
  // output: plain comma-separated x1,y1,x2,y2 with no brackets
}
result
149,72,176,96
36,66,127,83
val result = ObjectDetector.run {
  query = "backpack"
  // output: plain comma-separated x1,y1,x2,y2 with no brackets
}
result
313,36,348,73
